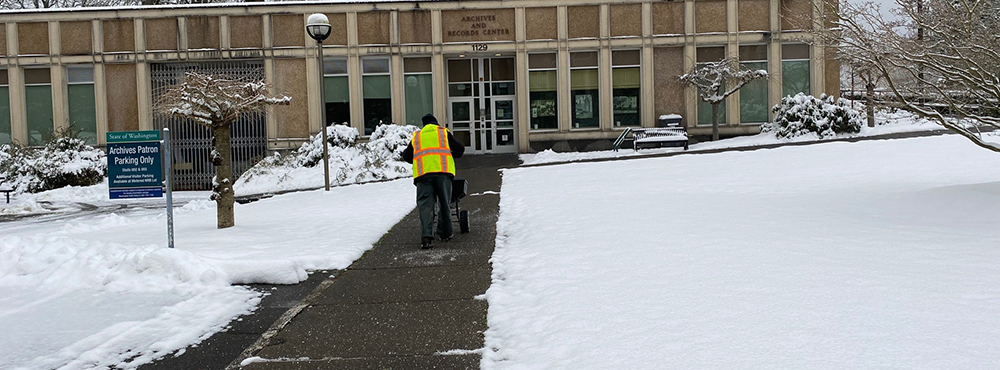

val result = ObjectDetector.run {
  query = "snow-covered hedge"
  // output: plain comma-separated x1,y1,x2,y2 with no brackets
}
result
234,124,420,196
763,93,863,139
0,138,107,194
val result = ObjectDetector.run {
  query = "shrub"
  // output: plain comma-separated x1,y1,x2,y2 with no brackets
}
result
368,124,420,160
0,137,107,194
296,125,360,167
763,93,863,139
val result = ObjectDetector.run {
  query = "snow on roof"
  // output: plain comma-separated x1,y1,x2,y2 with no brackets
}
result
0,0,427,15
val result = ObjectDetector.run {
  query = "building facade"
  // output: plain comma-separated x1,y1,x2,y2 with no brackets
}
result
0,0,837,159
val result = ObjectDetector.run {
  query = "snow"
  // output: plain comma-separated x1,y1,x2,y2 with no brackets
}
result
1,179,415,369
520,108,944,165
485,135,1000,369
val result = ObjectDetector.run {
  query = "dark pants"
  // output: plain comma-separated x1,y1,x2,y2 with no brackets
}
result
416,173,453,239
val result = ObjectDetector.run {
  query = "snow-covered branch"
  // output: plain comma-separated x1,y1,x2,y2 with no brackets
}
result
677,59,768,104
154,72,291,129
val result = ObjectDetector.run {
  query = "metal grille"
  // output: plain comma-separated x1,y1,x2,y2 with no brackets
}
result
151,61,269,191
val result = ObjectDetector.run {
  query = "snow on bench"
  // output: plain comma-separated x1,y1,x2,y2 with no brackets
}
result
632,127,689,151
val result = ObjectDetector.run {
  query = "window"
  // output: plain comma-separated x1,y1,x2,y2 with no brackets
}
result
67,66,97,144
782,44,811,97
24,68,52,145
324,59,351,127
570,52,599,129
404,57,433,127
696,47,726,126
0,71,10,145
739,45,769,124
612,50,641,127
362,57,391,135
528,53,558,130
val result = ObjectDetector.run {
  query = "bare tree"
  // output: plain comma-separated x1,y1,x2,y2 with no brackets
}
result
678,58,768,141
823,0,1000,152
155,72,290,229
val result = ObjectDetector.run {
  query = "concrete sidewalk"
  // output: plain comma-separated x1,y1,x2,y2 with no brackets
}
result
230,154,517,370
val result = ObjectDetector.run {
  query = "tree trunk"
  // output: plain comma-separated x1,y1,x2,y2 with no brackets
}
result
711,103,720,141
213,124,235,229
866,81,876,128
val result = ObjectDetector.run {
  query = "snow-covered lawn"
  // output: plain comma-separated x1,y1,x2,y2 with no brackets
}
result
486,135,1000,369
521,109,945,165
1,179,414,370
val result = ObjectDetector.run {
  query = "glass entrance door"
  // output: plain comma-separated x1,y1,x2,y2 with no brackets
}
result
446,57,517,154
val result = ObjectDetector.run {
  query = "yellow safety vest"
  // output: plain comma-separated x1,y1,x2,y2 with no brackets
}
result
411,124,456,178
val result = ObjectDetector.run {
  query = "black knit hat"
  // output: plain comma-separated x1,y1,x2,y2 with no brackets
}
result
421,114,438,126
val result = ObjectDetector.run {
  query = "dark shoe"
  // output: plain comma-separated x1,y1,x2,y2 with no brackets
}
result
420,236,434,249
438,233,454,242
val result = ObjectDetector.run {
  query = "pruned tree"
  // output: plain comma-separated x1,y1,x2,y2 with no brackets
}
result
678,59,768,141
155,72,290,229
820,0,1000,152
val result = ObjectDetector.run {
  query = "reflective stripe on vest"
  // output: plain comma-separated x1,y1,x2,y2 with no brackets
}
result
411,125,456,178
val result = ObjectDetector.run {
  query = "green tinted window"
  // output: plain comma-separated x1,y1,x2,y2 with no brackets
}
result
324,76,349,103
0,87,10,145
405,74,433,126
740,61,768,124
782,60,811,97
68,84,97,144
25,85,53,145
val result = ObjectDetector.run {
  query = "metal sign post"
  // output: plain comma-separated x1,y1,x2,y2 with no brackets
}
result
162,128,175,249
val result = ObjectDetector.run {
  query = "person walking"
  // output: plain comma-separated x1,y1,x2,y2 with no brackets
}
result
401,114,466,249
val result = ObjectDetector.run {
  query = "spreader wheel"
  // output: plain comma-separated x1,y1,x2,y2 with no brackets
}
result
459,210,470,234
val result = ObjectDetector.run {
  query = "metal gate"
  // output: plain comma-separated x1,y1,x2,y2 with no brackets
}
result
151,61,269,191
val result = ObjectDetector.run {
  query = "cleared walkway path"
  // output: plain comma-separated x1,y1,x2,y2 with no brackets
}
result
232,154,517,369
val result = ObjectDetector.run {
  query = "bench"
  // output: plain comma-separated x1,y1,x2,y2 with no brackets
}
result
0,176,12,204
632,127,689,151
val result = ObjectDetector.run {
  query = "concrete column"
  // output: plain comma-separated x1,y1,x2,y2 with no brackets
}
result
92,20,108,145
599,5,613,131
768,0,782,121
683,44,697,128
431,10,447,123
683,0,697,127
347,12,364,134
515,7,530,152
50,22,68,133
219,15,231,51
810,1,825,96
262,15,278,142
556,6,570,132
727,0,741,126
306,40,322,134
8,67,26,145
134,19,152,131
390,11,405,126
641,2,654,128
94,63,108,146
178,17,188,51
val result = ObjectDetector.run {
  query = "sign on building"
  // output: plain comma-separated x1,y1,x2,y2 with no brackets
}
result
107,130,163,199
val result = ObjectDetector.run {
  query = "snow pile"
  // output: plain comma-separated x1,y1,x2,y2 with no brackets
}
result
1,178,415,369
486,135,1000,369
520,107,948,166
763,93,863,139
0,138,107,194
235,124,418,196
0,236,262,369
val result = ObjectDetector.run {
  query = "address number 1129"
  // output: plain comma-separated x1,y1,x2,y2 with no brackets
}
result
472,43,488,52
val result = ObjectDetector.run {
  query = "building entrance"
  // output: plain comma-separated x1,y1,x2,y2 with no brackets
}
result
446,57,517,154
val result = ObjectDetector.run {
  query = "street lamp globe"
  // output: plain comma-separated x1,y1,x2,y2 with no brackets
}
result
306,13,332,42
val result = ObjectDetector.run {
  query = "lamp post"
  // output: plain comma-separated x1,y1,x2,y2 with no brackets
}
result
307,13,333,191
